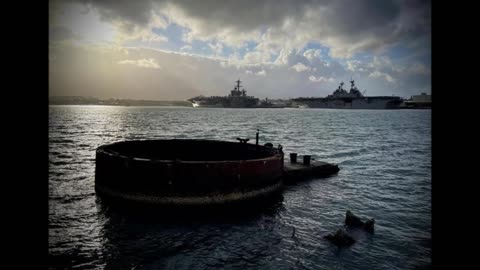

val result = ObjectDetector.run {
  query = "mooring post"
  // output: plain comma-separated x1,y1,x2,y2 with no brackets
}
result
256,129,259,146
303,155,311,166
290,153,297,163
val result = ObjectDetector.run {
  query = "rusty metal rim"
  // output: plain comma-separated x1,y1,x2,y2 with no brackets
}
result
97,139,282,164
97,149,282,164
95,181,284,205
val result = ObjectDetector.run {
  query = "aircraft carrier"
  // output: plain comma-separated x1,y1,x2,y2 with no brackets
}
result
292,80,403,109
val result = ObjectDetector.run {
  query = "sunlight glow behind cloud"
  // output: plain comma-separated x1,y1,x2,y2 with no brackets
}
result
49,0,431,100
118,58,162,69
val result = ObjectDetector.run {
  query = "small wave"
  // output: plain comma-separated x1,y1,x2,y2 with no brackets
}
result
50,161,69,166
50,139,75,144
329,149,366,158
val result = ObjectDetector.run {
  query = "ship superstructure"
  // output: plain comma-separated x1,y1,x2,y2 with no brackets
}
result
293,80,402,109
188,79,261,108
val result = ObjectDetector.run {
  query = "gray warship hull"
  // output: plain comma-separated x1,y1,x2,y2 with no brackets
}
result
188,79,284,108
293,96,402,109
293,80,403,109
189,97,259,108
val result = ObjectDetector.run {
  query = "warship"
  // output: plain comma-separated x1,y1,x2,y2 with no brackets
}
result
293,80,403,109
188,79,285,108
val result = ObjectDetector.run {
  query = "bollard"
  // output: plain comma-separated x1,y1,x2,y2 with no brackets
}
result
290,153,297,163
303,155,311,166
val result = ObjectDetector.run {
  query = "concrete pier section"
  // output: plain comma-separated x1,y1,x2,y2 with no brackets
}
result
283,154,339,183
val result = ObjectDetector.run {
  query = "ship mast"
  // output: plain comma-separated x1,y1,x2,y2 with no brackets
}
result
236,79,242,93
230,79,245,97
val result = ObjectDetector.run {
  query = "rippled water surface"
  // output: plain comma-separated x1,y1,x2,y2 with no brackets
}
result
49,106,431,269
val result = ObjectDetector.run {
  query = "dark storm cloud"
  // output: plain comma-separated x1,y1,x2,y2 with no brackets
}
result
72,0,430,49
170,0,317,31
320,0,400,36
78,0,158,26
76,0,317,30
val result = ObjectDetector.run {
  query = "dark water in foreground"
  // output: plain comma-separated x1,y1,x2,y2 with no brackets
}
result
49,106,431,269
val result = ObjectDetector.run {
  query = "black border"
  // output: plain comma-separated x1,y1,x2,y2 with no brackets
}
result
431,0,480,268
4,0,48,268
4,0,449,268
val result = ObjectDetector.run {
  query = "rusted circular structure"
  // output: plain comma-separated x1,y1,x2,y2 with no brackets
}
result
95,139,284,206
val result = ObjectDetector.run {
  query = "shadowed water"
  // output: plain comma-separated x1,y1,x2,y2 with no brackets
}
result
49,106,431,270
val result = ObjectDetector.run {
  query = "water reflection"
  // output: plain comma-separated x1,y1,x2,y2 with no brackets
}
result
49,106,431,269
95,194,286,269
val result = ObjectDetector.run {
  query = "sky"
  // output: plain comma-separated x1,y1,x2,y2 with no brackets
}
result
49,0,431,100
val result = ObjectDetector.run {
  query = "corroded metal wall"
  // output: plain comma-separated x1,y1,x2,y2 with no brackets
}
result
95,140,284,205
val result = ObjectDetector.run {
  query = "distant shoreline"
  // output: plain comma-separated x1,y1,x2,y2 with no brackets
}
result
49,104,192,107
49,96,192,107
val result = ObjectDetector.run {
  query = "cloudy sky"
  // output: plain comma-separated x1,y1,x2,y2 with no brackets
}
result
49,0,431,100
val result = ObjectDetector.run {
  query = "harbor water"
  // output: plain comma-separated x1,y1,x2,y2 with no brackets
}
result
49,106,431,269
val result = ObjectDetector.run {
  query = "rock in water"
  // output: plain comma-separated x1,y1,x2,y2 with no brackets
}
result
345,210,375,233
324,229,356,247
345,210,364,227
364,218,375,233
